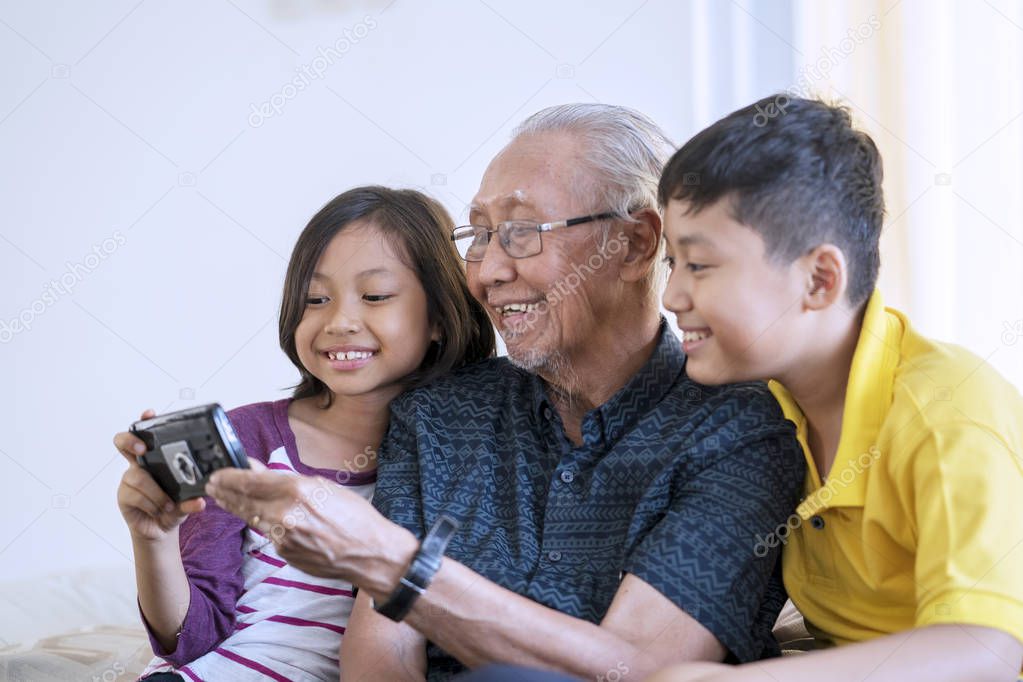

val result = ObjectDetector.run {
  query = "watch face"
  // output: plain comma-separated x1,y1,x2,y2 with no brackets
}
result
375,515,460,622
422,516,458,557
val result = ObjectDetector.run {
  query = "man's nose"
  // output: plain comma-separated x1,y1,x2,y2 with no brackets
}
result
476,235,517,287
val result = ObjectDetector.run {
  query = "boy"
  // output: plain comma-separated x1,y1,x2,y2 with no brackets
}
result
649,95,1023,681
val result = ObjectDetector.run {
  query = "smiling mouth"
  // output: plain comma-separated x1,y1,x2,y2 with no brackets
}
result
681,329,712,343
495,301,544,317
324,350,376,361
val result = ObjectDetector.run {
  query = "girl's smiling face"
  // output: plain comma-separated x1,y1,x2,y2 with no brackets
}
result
294,220,436,402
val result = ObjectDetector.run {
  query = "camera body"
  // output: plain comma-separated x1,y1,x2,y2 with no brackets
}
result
131,404,250,501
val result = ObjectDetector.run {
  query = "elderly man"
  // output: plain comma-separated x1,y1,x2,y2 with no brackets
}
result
206,104,805,680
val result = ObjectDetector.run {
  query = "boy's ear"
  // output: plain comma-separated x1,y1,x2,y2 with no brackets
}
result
618,207,663,283
801,244,848,311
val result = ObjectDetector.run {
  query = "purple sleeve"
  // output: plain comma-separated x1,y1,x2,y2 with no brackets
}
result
142,499,248,667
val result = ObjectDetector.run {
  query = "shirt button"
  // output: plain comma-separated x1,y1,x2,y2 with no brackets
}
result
542,406,553,421
810,515,826,530
559,470,575,484
548,550,562,562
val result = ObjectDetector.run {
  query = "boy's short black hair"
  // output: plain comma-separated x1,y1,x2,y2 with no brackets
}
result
658,94,884,306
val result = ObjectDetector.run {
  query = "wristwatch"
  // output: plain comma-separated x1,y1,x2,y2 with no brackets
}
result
373,514,459,622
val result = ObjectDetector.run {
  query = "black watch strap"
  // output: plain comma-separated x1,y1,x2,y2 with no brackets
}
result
374,514,459,622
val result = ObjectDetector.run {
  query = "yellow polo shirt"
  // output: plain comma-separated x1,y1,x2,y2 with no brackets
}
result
769,290,1023,649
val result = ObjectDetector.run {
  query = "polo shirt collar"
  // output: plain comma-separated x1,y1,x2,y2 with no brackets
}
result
777,290,902,516
533,318,685,443
599,318,685,440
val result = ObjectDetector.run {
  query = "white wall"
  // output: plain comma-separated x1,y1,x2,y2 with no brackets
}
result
791,0,1023,398
0,0,798,595
7,0,1023,646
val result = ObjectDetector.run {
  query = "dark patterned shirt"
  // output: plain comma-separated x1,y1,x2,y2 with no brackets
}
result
374,321,805,679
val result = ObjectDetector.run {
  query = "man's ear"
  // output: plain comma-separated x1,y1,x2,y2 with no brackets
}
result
800,244,848,312
617,207,662,284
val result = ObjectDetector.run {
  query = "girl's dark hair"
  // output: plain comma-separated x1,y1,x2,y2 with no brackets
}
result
279,186,496,406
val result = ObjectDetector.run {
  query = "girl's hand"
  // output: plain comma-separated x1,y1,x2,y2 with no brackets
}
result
114,409,205,543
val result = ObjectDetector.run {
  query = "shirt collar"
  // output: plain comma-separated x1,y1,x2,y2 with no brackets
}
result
533,319,685,443
770,290,902,516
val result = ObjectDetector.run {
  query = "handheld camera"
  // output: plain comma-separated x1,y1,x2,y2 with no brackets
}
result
130,404,250,502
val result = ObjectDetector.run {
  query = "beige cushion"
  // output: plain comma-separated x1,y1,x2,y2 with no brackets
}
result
0,586,814,679
774,599,816,654
0,625,151,681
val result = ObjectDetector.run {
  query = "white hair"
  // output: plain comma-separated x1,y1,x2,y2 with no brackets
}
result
511,103,675,284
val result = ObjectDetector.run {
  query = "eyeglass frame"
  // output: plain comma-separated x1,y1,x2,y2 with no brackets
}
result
450,211,619,262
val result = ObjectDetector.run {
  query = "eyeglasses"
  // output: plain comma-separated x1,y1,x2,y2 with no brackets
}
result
450,212,617,262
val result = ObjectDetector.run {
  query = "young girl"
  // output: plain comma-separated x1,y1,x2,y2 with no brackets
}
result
113,186,495,681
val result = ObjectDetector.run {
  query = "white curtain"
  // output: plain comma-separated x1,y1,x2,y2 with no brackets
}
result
788,0,1023,389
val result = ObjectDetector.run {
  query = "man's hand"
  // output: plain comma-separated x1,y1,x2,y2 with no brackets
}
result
644,625,1023,682
206,468,415,589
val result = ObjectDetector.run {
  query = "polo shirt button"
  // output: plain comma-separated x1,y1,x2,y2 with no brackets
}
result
542,406,553,420
548,550,562,562
810,515,826,530
560,470,575,484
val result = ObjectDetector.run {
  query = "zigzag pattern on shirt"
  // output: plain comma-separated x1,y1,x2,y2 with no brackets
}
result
375,322,806,676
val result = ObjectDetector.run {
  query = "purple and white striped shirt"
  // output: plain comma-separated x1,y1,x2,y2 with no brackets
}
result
139,399,375,681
